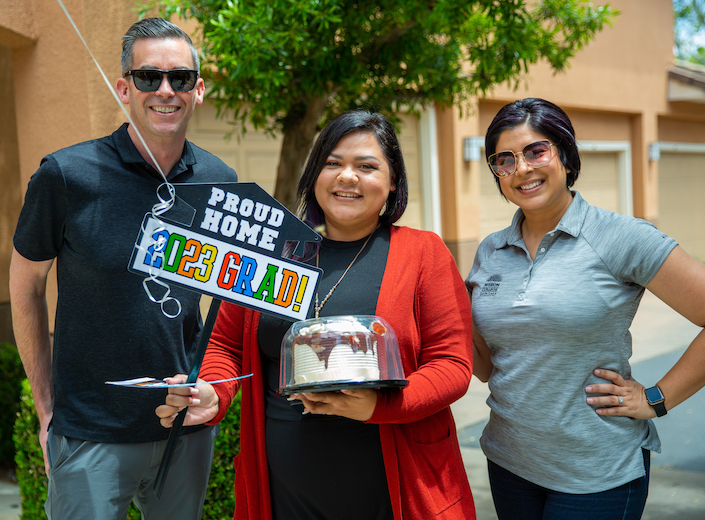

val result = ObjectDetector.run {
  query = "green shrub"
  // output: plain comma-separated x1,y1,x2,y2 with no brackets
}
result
127,497,141,519
0,342,24,465
13,380,241,519
13,379,47,520
204,391,241,519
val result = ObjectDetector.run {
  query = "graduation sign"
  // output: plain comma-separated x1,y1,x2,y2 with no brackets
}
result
129,182,322,321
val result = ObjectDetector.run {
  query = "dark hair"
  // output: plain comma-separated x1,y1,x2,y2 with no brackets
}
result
485,98,581,196
121,18,199,74
295,110,409,231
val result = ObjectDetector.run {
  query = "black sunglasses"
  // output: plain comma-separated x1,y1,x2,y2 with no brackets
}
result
124,68,199,92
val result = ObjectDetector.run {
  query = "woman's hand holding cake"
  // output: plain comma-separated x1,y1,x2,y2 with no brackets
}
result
289,388,377,421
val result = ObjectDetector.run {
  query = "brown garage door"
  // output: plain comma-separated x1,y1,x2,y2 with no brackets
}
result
658,152,705,261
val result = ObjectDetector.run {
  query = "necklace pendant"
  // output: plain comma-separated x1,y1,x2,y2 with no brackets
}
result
312,225,377,321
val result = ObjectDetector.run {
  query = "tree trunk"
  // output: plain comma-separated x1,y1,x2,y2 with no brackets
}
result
273,94,331,211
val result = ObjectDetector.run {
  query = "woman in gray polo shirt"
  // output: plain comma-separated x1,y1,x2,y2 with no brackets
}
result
466,98,705,520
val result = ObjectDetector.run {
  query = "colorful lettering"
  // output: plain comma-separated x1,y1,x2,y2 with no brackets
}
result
233,256,257,297
176,239,202,279
274,269,298,307
217,252,241,290
252,264,279,303
195,244,218,282
143,229,169,268
163,233,187,273
292,276,309,312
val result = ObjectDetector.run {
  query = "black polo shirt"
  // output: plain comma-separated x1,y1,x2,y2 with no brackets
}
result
14,123,238,443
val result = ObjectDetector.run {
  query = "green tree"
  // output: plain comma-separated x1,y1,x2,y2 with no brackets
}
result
674,0,705,66
140,0,616,210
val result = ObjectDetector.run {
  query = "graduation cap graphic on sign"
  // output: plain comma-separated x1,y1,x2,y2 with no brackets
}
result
129,182,322,321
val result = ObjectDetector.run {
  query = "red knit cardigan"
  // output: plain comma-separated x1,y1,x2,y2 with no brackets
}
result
201,226,476,519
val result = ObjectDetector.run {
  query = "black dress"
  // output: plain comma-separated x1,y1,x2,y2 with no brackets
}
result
258,227,395,520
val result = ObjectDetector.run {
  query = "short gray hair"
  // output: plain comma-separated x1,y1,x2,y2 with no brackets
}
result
121,17,199,74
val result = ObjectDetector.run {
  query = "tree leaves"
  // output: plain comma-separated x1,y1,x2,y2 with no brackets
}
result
674,0,705,66
143,0,616,132
139,0,616,207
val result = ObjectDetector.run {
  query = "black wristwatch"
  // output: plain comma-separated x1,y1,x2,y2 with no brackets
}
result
644,385,667,417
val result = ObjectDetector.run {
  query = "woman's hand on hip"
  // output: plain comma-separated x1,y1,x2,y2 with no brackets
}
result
585,369,655,419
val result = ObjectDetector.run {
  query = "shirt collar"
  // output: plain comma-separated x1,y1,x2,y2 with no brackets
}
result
502,191,588,248
554,191,588,238
111,123,196,178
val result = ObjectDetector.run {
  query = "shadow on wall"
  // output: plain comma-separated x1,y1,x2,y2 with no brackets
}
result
1,43,24,346
0,304,14,346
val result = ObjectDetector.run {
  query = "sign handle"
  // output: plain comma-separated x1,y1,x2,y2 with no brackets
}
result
154,297,222,498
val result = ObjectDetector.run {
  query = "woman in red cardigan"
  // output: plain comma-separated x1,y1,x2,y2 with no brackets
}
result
157,110,476,520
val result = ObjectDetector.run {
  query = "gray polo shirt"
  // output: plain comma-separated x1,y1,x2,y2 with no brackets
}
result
466,191,677,493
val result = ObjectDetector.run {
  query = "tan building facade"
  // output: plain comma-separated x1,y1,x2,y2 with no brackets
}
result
439,1,705,274
2,0,704,343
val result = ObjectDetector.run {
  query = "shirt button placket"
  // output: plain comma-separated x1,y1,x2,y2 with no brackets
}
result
518,269,531,301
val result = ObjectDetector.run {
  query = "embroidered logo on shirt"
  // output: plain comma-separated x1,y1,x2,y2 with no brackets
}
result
480,274,502,296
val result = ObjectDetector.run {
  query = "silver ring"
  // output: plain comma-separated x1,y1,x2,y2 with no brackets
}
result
618,396,624,406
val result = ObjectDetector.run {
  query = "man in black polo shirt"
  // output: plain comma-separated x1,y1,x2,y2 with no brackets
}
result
9,18,238,519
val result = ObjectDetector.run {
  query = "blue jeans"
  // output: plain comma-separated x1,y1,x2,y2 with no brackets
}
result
488,449,650,520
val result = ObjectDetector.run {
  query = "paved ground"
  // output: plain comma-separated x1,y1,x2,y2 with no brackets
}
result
0,482,19,520
2,292,703,519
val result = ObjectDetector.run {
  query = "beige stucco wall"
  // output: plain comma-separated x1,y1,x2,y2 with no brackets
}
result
485,1,673,112
0,0,141,339
8,0,134,190
1,0,139,223
0,0,37,48
0,45,21,343
440,0,685,272
659,115,705,142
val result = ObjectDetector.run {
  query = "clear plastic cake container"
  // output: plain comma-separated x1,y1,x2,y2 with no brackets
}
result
278,315,407,396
